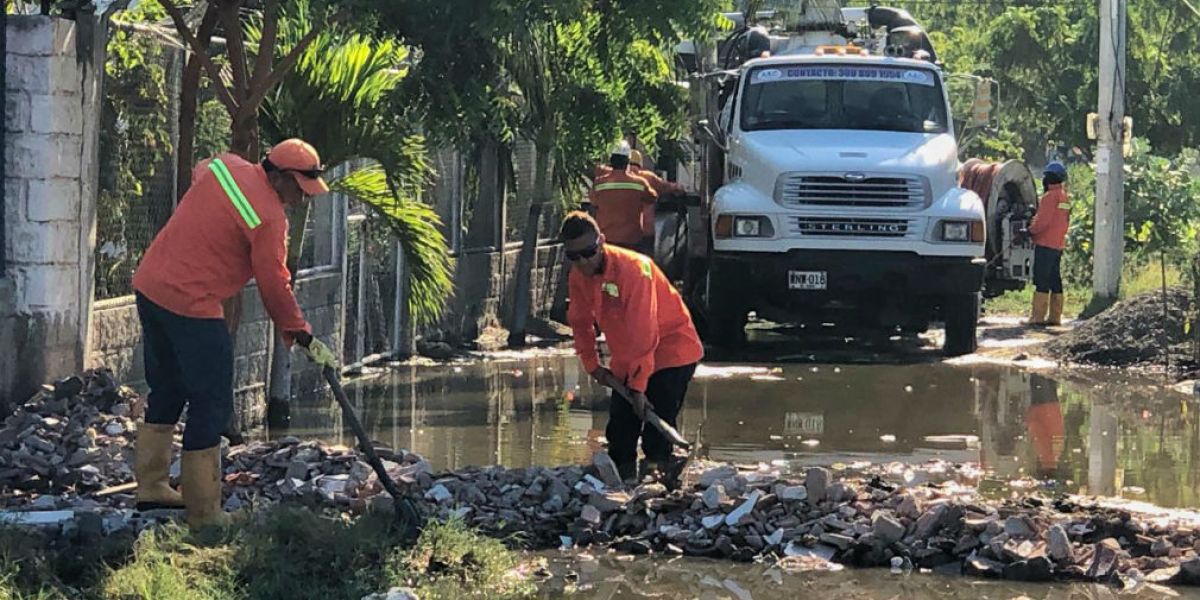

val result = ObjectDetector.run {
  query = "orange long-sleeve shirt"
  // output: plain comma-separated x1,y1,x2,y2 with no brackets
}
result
589,169,657,246
1029,184,1070,250
133,153,310,343
567,245,703,392
631,167,683,239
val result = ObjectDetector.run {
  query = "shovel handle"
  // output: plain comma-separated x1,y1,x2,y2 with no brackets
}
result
322,366,422,536
603,374,691,450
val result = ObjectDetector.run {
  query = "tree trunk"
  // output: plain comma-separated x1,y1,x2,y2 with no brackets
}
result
267,201,312,428
507,127,555,347
175,5,219,198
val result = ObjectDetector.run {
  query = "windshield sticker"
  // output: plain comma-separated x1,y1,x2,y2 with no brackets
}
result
750,66,935,87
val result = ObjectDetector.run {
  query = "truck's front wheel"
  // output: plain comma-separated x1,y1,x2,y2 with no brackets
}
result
703,267,747,349
943,292,980,357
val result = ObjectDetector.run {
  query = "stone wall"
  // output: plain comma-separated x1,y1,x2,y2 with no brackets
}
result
1,15,104,410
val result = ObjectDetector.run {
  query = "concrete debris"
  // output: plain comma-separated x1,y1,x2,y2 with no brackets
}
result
13,373,1200,590
361,587,419,600
0,369,140,507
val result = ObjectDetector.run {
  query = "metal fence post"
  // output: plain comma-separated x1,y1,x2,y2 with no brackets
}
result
393,239,414,357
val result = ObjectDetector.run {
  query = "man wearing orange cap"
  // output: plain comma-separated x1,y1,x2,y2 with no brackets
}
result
130,139,337,529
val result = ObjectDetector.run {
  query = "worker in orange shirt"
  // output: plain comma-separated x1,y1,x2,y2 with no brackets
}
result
628,149,684,257
590,142,657,253
131,139,338,529
1027,162,1071,326
561,212,703,483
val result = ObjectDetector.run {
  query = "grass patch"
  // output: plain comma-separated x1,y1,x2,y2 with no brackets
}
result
986,263,1185,319
0,505,532,600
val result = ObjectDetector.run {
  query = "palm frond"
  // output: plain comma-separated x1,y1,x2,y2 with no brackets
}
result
330,164,454,326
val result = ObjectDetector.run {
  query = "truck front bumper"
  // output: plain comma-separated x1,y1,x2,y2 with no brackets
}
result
711,250,985,299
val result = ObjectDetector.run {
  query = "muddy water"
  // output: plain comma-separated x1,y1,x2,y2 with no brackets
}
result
281,352,1200,509
277,352,1200,598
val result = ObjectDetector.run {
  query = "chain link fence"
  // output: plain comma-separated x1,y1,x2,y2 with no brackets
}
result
94,27,183,300
95,21,232,300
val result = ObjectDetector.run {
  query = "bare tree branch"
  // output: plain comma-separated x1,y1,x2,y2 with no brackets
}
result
236,11,345,122
158,0,240,114
249,0,280,93
219,0,250,100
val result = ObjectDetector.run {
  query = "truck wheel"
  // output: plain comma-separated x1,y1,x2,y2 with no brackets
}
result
943,292,980,357
703,271,747,349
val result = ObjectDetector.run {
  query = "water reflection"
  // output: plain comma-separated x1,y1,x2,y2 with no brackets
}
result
274,354,1200,508
530,553,1200,599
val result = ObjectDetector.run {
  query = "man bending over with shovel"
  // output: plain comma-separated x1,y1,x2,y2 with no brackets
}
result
131,139,338,529
562,212,703,484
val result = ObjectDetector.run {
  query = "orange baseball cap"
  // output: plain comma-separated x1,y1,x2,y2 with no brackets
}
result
267,138,329,196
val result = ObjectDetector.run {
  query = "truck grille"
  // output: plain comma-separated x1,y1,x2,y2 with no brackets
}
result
776,173,929,209
791,217,915,238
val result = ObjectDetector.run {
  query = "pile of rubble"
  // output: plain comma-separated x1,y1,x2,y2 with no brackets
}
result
417,455,1200,590
219,438,432,513
0,369,142,508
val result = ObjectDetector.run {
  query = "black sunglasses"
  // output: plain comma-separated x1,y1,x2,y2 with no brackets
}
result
565,241,600,261
285,167,325,179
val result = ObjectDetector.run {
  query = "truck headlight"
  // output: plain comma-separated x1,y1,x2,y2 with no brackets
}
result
939,220,984,243
715,215,774,238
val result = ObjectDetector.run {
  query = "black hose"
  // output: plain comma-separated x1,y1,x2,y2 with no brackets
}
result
867,6,939,63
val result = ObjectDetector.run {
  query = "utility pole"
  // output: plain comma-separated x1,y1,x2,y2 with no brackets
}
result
1092,0,1127,306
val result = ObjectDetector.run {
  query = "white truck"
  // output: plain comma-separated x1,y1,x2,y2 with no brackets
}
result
655,0,1036,356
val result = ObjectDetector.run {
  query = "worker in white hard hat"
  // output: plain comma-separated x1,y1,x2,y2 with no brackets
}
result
588,141,657,252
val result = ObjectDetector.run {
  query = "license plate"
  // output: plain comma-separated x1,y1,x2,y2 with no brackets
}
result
788,270,827,290
784,412,825,436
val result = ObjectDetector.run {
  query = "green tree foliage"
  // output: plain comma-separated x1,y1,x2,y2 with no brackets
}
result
863,0,1200,160
255,6,454,325
358,0,726,201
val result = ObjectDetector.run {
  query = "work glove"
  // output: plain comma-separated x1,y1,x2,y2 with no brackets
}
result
302,338,338,370
589,366,616,387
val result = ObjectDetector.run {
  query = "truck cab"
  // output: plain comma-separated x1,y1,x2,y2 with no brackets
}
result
662,2,1030,356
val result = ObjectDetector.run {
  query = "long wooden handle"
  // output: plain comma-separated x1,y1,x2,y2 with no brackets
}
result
323,366,422,535
604,374,691,450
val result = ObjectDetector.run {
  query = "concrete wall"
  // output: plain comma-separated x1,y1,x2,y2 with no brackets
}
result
85,269,344,431
1,15,104,410
426,242,564,347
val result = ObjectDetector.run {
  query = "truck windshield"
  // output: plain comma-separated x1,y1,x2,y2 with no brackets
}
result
740,65,949,134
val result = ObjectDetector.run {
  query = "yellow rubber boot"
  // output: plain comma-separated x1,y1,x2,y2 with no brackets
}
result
1028,292,1050,326
135,423,184,510
181,446,230,530
1048,293,1065,326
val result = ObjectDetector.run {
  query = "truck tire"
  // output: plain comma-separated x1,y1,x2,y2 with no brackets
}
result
943,292,980,357
703,269,747,349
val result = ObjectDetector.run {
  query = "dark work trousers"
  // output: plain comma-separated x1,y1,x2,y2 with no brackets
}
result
606,363,697,468
136,293,234,451
1033,245,1064,294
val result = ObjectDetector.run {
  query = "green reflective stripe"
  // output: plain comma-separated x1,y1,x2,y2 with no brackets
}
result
638,256,653,279
595,182,648,192
209,158,261,229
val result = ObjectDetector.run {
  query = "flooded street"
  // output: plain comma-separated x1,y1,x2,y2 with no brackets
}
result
274,346,1200,598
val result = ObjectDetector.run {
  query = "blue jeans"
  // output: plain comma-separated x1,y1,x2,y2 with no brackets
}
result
136,293,234,450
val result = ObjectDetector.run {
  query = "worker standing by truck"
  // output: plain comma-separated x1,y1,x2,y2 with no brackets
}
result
629,149,683,256
1027,162,1071,326
131,139,339,529
590,142,658,253
561,212,703,483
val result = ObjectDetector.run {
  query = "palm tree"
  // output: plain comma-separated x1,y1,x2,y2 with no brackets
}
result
250,4,453,408
254,5,453,329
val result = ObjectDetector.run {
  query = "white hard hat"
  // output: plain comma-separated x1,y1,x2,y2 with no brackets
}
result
611,140,632,157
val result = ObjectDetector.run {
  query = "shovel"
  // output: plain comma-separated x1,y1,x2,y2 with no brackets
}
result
601,373,690,450
321,366,422,538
